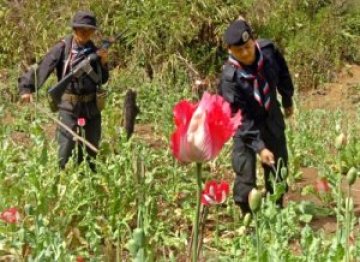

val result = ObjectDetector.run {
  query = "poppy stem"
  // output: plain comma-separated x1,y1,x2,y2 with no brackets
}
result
255,212,260,262
345,185,351,262
336,153,343,242
192,162,202,262
215,205,219,246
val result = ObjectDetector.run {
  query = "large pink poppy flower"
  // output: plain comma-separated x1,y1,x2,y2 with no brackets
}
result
171,92,241,163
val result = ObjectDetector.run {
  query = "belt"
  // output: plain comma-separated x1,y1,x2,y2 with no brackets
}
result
62,93,96,103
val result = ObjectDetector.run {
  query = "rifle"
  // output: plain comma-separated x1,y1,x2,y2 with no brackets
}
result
47,31,126,106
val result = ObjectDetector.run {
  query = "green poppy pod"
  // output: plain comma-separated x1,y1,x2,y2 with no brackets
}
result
133,228,145,247
126,239,139,256
243,213,252,226
335,133,347,150
346,167,358,186
281,166,288,180
248,188,262,212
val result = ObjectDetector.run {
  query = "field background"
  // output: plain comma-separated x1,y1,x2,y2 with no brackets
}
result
0,0,360,261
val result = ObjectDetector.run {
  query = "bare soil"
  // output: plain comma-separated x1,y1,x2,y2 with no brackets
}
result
301,64,360,111
285,167,360,233
134,123,166,150
287,64,360,234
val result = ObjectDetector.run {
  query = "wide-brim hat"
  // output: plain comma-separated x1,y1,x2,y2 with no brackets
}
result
71,11,97,29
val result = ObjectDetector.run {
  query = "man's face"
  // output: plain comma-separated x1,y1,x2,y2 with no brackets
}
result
229,39,256,66
74,27,95,45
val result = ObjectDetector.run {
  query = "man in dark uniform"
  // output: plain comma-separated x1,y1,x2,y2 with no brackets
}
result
219,18,294,214
18,11,109,170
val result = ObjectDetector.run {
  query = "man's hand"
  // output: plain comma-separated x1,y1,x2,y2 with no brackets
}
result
20,93,33,103
97,48,108,65
284,106,294,118
259,148,275,166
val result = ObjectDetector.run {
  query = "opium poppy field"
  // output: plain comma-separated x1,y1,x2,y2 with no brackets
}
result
1,69,360,261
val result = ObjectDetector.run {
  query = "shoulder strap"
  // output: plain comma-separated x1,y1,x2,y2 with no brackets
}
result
62,35,73,61
222,63,236,82
61,35,73,78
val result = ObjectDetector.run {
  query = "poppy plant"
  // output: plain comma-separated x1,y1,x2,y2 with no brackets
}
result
77,118,86,127
315,177,330,193
76,256,86,262
170,92,241,261
0,207,20,224
171,92,241,163
201,180,230,206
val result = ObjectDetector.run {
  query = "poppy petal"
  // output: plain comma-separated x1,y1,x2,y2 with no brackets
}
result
170,92,242,163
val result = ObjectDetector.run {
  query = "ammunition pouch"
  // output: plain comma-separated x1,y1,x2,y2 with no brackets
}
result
61,93,96,103
96,89,107,111
48,92,105,112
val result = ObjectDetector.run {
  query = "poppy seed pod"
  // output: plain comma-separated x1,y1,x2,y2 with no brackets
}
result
243,213,252,226
237,225,247,236
133,228,145,247
248,188,262,212
346,167,358,186
335,133,347,150
281,166,288,180
126,239,138,256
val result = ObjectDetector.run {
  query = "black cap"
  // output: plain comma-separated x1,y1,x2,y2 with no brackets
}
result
72,11,97,29
224,19,253,46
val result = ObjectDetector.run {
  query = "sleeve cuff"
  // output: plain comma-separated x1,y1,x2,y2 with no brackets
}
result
254,140,266,154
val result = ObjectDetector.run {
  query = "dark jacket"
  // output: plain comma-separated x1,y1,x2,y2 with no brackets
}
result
18,35,109,117
219,39,294,153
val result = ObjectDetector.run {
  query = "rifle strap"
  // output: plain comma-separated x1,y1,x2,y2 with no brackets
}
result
61,35,73,78
61,35,101,85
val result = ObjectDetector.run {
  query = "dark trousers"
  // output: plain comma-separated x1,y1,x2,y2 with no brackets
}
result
57,111,101,170
232,128,288,214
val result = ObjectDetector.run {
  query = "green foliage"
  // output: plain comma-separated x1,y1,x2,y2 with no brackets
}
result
1,0,360,260
1,62,360,259
0,0,359,89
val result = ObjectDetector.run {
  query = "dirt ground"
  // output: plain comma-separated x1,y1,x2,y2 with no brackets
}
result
286,64,360,234
285,167,360,233
301,64,360,111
